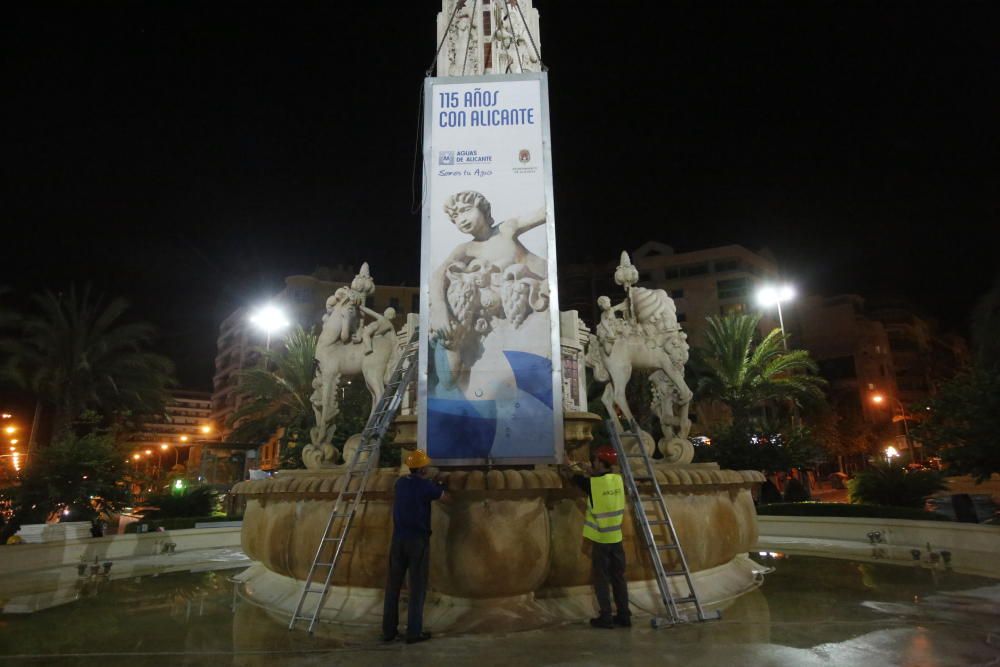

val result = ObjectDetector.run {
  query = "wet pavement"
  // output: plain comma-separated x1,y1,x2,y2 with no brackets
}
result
1,555,998,666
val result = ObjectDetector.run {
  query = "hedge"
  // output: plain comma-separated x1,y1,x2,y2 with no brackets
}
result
756,502,951,522
123,515,237,533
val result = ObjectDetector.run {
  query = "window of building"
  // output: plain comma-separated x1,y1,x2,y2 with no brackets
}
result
365,295,374,308
670,289,684,299
714,259,740,273
664,268,680,279
677,312,687,323
818,356,857,380
680,264,709,277
411,294,420,313
717,277,750,300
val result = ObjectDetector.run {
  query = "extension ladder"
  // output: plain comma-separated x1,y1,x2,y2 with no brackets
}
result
607,419,720,628
288,329,420,634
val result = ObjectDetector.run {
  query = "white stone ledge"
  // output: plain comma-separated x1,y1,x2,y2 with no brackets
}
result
755,515,1000,579
0,526,243,576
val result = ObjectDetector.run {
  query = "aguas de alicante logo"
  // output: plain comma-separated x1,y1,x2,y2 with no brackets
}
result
518,149,531,163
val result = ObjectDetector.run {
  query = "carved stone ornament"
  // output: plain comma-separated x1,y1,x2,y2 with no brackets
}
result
585,251,695,464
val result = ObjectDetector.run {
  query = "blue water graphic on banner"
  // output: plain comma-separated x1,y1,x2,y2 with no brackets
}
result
427,350,553,460
503,351,553,409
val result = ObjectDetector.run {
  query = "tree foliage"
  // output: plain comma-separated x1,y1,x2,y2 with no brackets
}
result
913,367,1000,482
690,314,827,470
227,327,318,469
3,429,132,523
693,314,827,431
970,273,1000,370
0,286,174,436
848,462,947,508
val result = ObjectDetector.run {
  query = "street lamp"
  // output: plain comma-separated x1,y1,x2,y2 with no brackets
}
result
871,393,916,463
757,284,796,349
885,445,900,462
249,304,290,351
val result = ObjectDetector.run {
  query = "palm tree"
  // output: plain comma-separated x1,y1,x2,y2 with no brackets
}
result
694,313,826,432
227,327,318,468
0,286,175,439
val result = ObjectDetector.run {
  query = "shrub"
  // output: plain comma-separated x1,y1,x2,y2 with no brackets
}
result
124,515,235,532
4,430,131,523
756,502,951,522
143,485,217,519
847,463,947,508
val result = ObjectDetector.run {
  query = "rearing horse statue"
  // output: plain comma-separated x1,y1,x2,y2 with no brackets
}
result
302,263,401,469
585,252,695,464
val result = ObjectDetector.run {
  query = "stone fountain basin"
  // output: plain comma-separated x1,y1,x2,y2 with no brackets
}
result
234,465,764,628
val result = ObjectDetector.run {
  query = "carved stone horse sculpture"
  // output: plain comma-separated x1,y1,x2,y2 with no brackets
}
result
586,251,695,463
304,332,400,469
301,263,399,469
587,330,694,463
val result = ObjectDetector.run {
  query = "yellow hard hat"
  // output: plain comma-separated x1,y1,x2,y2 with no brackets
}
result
405,449,431,469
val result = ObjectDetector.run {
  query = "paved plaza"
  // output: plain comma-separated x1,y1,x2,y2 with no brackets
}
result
2,555,998,666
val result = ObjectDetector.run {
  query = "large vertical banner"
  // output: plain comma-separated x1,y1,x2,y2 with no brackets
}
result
419,73,563,465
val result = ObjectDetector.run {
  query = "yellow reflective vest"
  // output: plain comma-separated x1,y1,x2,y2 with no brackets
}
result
582,473,625,544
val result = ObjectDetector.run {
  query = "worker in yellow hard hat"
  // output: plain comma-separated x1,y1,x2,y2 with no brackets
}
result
382,449,450,644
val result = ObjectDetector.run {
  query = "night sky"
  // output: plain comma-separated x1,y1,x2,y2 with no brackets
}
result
3,2,998,391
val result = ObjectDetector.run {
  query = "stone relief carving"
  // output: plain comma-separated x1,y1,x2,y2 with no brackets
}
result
585,251,695,464
437,1,541,77
444,0,480,77
303,263,399,469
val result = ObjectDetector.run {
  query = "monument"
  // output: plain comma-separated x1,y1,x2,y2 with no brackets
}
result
233,0,765,634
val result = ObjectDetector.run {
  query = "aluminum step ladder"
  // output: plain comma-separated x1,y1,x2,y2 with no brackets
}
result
288,329,420,634
607,418,720,628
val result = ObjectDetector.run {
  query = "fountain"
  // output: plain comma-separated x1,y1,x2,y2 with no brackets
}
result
233,260,764,632
232,0,764,633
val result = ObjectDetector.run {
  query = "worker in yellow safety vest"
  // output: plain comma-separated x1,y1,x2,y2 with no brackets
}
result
565,445,631,629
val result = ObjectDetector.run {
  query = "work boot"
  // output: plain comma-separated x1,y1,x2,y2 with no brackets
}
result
613,614,632,627
589,616,615,629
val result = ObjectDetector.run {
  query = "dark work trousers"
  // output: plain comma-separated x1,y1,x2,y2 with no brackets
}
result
382,535,431,639
591,540,630,620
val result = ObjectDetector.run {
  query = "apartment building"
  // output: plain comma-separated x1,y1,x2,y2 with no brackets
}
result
128,390,212,470
791,295,897,424
867,300,970,407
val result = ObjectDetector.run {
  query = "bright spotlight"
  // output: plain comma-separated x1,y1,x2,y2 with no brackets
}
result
249,304,290,335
